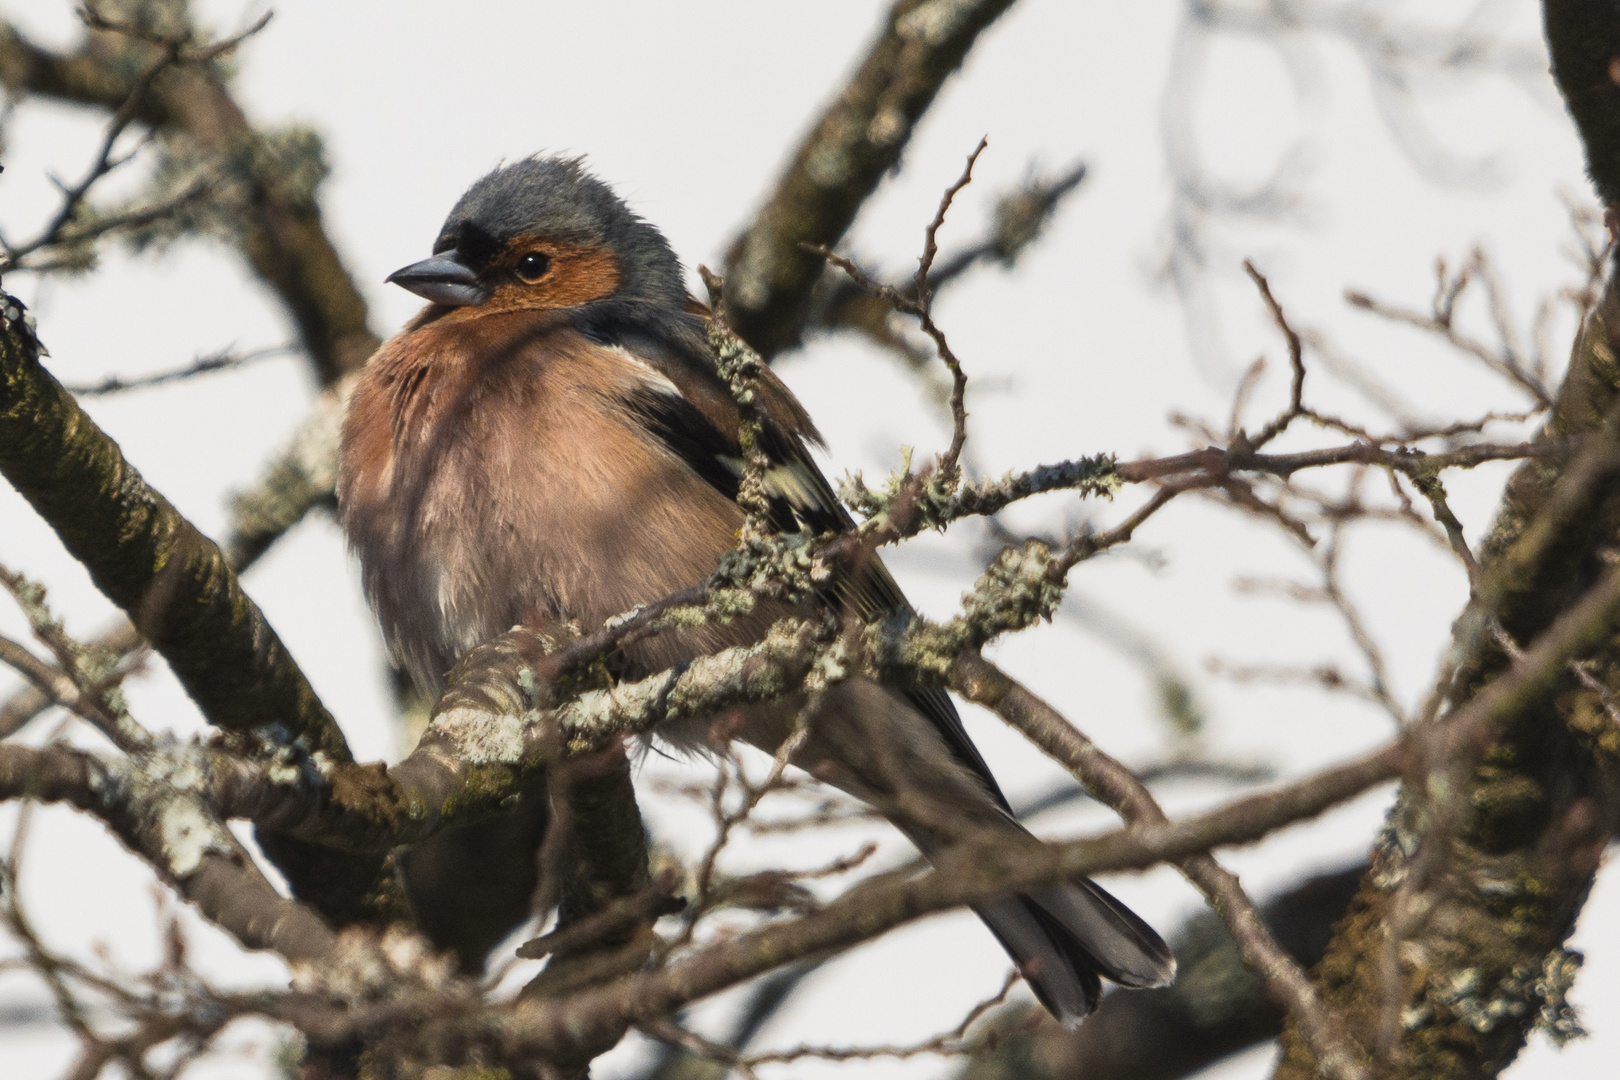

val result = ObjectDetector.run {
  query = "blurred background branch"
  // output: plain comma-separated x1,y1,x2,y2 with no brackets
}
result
0,2,379,383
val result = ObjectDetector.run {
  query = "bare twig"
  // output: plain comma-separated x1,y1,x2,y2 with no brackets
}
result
722,0,1019,356
0,10,379,382
0,8,270,274
735,968,1020,1066
1243,261,1308,449
813,138,987,481
1346,249,1555,407
62,343,297,396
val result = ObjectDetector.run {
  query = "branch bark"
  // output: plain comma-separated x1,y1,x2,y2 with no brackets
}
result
722,0,1018,357
1268,9,1620,1063
0,375,349,739
0,302,347,758
1546,0,1620,210
0,741,337,961
0,19,379,383
0,295,401,927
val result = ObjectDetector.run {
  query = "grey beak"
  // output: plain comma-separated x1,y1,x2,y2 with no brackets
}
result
386,251,490,306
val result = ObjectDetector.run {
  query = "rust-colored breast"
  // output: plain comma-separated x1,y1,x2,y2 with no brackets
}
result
337,309,760,695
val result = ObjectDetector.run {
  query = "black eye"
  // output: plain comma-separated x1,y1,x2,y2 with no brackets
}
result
515,252,551,282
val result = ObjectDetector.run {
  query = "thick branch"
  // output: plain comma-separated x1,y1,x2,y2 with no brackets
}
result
722,0,1018,356
0,21,379,383
0,301,346,758
0,376,348,737
1273,132,1620,1080
0,295,402,926
1545,0,1620,209
0,741,336,961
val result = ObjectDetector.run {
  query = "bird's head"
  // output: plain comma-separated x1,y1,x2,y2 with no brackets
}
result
387,156,686,317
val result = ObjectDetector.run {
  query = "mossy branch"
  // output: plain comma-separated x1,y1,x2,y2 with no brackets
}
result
722,0,1019,357
0,375,349,737
0,293,404,927
0,17,379,383
1272,50,1620,1070
0,300,346,758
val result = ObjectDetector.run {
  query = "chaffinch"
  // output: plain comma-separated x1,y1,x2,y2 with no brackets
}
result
337,155,1173,1023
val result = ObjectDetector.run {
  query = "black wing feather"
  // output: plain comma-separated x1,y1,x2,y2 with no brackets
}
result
588,306,1010,811
619,387,742,502
753,422,1011,811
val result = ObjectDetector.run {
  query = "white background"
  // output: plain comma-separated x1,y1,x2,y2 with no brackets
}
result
0,1,1613,1077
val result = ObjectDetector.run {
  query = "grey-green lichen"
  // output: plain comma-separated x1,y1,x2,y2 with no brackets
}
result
289,924,454,1001
1403,949,1585,1047
120,125,331,253
840,450,1120,535
868,540,1067,686
3,567,147,747
556,619,823,753
93,738,238,879
712,530,819,602
428,705,530,769
647,586,760,633
961,540,1067,638
804,633,853,694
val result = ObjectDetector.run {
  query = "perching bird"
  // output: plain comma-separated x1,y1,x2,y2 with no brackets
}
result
337,156,1174,1023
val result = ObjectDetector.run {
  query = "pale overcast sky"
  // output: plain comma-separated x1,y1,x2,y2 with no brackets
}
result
0,3,1613,1077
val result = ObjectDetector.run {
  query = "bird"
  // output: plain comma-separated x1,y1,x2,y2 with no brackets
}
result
337,155,1174,1024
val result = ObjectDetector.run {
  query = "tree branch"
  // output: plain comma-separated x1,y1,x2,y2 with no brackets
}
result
0,298,345,757
722,0,1018,357
0,16,379,383
1546,0,1620,211
0,741,337,961
1271,26,1620,1058
949,653,1369,1080
0,292,401,927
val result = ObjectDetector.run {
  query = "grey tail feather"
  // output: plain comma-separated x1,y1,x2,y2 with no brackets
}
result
975,879,1176,1028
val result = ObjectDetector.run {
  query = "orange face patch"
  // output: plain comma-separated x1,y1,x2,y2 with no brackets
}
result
429,237,622,324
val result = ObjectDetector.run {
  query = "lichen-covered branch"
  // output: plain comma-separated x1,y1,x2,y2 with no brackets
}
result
0,297,347,758
0,741,336,961
0,720,1393,1076
0,372,350,738
722,0,1019,356
0,619,143,741
0,292,403,927
1272,143,1620,1080
0,14,379,383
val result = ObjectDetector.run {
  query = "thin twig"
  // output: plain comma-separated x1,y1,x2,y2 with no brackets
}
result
62,344,298,396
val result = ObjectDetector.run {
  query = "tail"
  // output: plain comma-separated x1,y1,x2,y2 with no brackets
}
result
976,877,1176,1026
740,676,1175,1025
